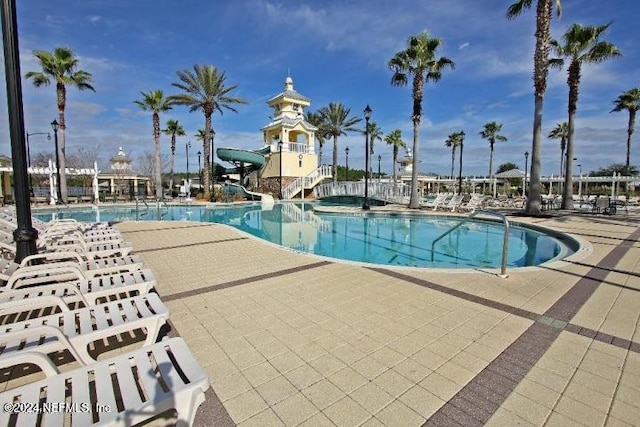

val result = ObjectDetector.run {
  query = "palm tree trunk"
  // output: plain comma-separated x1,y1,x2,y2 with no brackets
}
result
626,110,635,168
203,116,212,200
409,119,420,208
561,63,580,210
393,148,398,183
169,136,176,193
153,113,162,199
450,148,455,179
332,136,338,183
525,96,544,214
489,143,494,197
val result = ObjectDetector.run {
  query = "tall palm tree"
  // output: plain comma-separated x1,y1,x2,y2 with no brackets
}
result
479,121,508,196
162,119,185,194
134,90,173,199
550,23,621,209
388,31,455,208
444,131,463,179
507,0,562,215
384,130,406,183
169,65,247,200
305,110,327,165
611,88,640,169
548,122,569,178
366,122,383,178
25,46,95,203
318,103,361,183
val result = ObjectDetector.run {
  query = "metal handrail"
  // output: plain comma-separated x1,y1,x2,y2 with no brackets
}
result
159,199,169,220
430,210,510,277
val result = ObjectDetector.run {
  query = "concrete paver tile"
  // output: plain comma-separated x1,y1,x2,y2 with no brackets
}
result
374,400,425,427
398,385,446,419
501,392,552,425
242,361,280,387
350,381,394,414
485,407,535,426
301,379,345,410
352,355,389,380
323,396,371,427
372,368,414,398
543,411,584,427
269,351,305,374
237,409,285,427
211,371,253,403
393,357,433,383
419,372,461,401
435,360,478,387
308,353,347,377
554,395,607,427
512,378,560,409
327,367,369,394
296,412,336,427
410,348,448,371
272,392,319,426
255,375,298,406
332,343,367,365
609,399,640,426
282,363,323,390
223,389,269,424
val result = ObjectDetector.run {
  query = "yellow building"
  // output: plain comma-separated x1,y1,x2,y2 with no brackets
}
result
259,76,331,199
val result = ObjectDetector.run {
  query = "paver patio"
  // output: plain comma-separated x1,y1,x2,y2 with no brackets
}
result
114,208,640,426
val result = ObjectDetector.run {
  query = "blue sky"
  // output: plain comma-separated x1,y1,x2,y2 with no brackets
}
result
2,0,639,177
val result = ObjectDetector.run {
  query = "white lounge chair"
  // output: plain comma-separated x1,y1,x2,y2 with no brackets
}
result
1,268,156,307
0,293,168,365
423,193,448,211
0,337,209,426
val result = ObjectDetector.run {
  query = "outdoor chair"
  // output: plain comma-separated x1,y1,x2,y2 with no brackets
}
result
0,337,209,426
1,266,156,307
422,193,448,210
0,293,168,365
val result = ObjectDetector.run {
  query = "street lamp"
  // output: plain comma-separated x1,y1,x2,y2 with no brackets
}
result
524,150,529,197
197,150,202,192
458,130,465,195
363,104,372,210
345,147,350,181
378,154,381,183
25,131,51,197
50,120,62,203
577,163,582,200
185,141,191,199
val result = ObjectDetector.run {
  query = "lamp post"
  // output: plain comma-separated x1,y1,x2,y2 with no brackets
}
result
50,120,61,203
185,141,191,199
577,163,582,200
25,131,50,197
458,130,465,195
345,147,350,181
197,150,201,192
524,150,529,197
363,104,372,210
378,154,381,183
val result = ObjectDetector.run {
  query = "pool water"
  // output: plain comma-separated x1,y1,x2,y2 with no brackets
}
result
34,202,572,269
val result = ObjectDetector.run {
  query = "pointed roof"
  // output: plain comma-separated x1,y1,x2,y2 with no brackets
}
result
267,76,310,105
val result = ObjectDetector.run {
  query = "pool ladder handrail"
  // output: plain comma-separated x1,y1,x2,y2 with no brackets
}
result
430,210,510,278
135,197,149,221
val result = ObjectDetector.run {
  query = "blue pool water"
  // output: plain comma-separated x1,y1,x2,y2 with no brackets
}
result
34,202,573,268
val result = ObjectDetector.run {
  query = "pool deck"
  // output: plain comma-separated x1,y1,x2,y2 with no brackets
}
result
113,206,640,427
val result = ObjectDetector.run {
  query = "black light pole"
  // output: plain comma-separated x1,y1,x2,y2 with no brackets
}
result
378,154,381,183
458,130,465,195
26,131,50,196
363,104,372,210
2,0,38,261
345,147,350,181
50,120,62,203
524,150,529,197
279,141,283,199
197,150,202,190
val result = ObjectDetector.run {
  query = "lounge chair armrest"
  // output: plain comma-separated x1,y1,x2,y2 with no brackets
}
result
0,295,70,314
0,283,89,307
0,349,60,377
20,251,84,266
6,265,85,289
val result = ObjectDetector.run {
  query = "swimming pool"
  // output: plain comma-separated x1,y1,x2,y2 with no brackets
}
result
34,202,575,269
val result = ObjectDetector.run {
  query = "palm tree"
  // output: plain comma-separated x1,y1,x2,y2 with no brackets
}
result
548,122,569,178
611,88,640,168
318,103,361,183
163,119,186,194
25,46,95,203
479,121,508,196
388,31,455,208
507,0,562,215
366,121,383,178
384,130,406,183
444,131,463,179
305,110,327,165
550,23,621,209
169,65,247,200
134,90,173,199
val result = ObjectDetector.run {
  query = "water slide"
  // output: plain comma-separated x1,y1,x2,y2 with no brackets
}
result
217,146,274,203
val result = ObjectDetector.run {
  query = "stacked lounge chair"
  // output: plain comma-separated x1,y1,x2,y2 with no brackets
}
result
0,211,209,426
